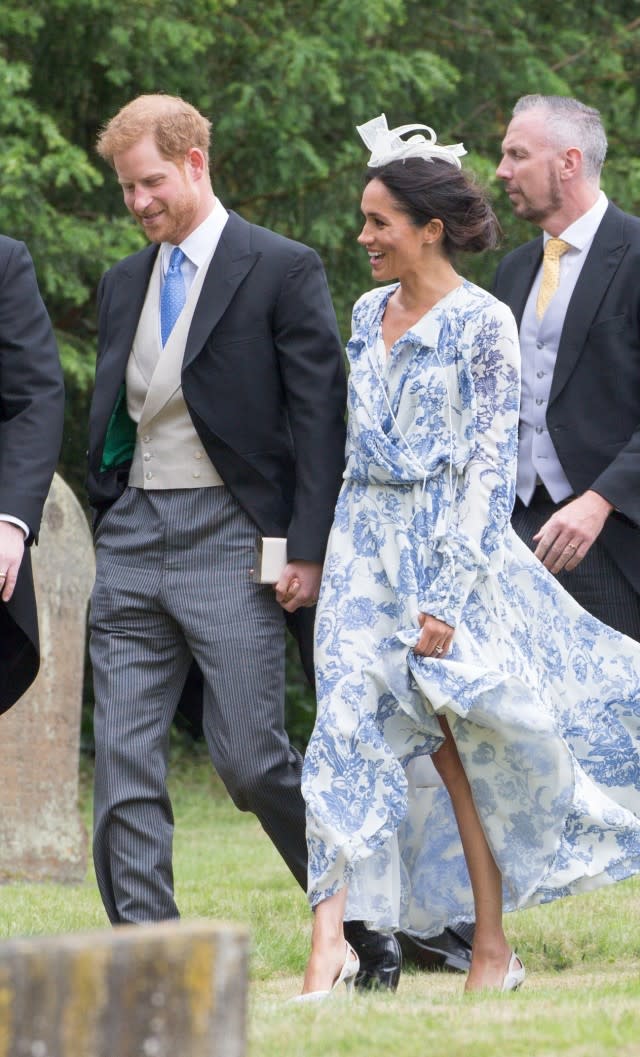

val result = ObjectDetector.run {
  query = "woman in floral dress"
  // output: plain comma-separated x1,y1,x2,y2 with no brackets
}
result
295,117,640,1000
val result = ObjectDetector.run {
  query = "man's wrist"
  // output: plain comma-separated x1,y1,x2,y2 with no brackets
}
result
584,490,614,515
0,515,29,539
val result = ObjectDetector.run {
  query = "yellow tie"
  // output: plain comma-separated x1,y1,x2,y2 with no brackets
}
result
536,238,570,319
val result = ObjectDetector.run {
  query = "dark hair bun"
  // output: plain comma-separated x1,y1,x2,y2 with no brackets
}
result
365,157,500,255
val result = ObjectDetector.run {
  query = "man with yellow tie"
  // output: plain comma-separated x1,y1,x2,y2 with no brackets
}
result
494,94,640,639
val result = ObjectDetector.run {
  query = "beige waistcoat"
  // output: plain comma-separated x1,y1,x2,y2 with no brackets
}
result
127,252,223,489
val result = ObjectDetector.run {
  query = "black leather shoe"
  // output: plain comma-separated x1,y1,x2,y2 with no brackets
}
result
343,920,402,992
398,923,474,973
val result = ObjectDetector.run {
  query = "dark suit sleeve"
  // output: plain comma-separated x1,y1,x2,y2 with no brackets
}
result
583,231,640,522
0,239,64,537
272,248,347,562
589,412,640,525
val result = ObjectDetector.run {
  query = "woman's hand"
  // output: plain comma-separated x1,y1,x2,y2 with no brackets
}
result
413,612,455,658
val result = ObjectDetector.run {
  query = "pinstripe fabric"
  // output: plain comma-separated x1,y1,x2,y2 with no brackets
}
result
512,493,640,641
90,486,308,923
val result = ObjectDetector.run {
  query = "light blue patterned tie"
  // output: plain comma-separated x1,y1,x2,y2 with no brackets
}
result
160,247,186,345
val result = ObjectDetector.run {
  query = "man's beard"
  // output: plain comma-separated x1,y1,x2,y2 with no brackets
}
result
137,189,198,245
514,165,563,225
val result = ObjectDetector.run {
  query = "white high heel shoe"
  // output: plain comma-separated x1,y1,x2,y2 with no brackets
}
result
290,942,360,1004
501,951,526,992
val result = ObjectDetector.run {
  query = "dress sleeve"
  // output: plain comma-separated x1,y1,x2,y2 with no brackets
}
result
418,300,520,628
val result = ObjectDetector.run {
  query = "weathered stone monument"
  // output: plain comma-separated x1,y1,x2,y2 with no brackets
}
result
0,474,93,882
0,919,249,1057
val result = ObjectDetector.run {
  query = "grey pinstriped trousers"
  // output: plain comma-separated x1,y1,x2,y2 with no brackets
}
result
512,491,640,640
90,486,308,923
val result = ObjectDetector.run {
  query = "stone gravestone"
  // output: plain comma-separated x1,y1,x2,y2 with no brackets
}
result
0,919,249,1057
0,473,93,882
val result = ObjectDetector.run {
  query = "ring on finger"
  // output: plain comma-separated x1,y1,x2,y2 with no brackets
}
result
434,645,444,655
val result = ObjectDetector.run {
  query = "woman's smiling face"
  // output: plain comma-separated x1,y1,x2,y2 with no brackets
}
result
357,178,434,282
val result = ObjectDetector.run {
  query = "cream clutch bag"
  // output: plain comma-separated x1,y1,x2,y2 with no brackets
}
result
251,537,288,583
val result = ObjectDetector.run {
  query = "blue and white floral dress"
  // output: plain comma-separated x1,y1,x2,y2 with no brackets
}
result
302,280,640,936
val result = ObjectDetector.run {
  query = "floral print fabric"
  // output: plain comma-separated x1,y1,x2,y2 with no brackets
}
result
302,280,640,935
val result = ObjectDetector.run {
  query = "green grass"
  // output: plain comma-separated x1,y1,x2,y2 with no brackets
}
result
1,752,640,1057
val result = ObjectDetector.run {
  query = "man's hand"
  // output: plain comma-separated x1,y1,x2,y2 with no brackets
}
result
533,490,613,574
275,560,323,613
414,612,455,658
0,521,26,602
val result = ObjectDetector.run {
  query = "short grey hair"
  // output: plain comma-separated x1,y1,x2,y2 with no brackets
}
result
513,95,607,182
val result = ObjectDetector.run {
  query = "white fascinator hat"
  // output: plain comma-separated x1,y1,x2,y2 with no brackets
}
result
356,113,466,169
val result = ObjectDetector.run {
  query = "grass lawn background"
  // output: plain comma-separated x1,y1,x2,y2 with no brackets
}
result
1,750,639,1057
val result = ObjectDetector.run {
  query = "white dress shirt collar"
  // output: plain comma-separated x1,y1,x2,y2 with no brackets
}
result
543,191,608,252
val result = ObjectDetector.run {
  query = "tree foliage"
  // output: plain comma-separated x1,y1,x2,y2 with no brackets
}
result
2,0,638,364
1,0,638,740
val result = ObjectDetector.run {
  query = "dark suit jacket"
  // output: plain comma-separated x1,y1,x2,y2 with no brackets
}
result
493,201,640,594
87,211,346,558
87,211,347,707
0,237,65,714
